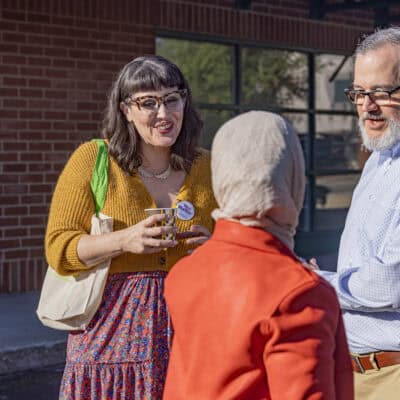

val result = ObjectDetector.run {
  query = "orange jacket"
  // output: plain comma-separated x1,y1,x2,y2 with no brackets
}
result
163,220,354,400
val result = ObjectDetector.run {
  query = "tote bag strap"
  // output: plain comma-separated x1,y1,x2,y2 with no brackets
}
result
90,139,109,216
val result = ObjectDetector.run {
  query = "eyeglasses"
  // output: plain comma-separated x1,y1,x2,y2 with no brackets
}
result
344,86,400,106
124,89,187,113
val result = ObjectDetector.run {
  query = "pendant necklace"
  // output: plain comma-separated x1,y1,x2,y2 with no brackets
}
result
137,164,172,180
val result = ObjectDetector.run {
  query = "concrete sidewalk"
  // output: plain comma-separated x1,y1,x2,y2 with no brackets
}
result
0,292,67,375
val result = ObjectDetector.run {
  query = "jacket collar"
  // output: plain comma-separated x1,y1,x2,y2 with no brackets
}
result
211,219,295,258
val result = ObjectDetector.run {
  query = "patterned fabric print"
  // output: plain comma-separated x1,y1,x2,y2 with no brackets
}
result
59,271,172,400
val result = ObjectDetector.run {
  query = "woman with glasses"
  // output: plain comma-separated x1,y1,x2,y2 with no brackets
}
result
45,55,217,400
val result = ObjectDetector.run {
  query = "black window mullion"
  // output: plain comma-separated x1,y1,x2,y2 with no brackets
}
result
233,44,241,115
304,53,316,232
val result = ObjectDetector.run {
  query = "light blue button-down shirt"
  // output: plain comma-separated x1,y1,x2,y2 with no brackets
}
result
318,141,400,354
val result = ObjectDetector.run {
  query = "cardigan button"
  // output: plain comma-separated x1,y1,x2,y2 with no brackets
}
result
159,256,166,265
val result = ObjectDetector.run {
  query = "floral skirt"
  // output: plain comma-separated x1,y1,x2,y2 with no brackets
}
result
59,271,172,400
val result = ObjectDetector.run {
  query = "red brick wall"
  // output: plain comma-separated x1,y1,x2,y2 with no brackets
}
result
0,0,374,292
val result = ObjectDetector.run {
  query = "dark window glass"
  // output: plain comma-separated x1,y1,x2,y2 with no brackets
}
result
316,174,360,210
241,48,308,108
199,109,233,150
315,54,354,111
315,114,361,171
156,38,233,104
282,112,308,135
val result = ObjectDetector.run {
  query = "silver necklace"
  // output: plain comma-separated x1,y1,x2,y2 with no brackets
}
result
137,164,172,180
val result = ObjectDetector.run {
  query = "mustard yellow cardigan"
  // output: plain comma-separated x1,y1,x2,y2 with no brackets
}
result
45,141,217,275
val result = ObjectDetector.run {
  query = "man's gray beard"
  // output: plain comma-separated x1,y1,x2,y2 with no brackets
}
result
358,117,400,152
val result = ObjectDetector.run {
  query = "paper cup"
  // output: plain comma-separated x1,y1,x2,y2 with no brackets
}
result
144,207,177,240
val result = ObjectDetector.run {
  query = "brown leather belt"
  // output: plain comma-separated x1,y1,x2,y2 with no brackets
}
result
351,351,400,373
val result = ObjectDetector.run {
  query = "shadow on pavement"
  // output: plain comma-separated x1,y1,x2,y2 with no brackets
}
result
0,363,64,400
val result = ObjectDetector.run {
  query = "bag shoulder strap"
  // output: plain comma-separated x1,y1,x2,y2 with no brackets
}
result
90,139,109,216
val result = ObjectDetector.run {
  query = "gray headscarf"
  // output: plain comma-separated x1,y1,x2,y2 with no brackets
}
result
211,111,305,250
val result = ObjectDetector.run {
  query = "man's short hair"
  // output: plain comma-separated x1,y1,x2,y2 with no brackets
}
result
356,27,400,55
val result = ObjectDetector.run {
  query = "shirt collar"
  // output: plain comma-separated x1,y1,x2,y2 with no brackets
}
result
392,140,400,157
377,140,400,163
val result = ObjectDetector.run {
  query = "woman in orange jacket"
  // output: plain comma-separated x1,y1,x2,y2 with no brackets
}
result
163,111,354,400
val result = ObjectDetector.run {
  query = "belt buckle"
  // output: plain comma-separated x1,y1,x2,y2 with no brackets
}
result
369,352,380,371
352,355,365,373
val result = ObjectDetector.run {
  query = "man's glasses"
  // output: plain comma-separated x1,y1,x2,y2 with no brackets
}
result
344,86,400,106
124,89,187,113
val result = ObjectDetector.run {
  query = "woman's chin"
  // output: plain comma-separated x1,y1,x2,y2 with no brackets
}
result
139,130,180,148
147,138,177,149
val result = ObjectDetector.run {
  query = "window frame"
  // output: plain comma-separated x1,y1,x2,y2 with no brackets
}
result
156,31,360,232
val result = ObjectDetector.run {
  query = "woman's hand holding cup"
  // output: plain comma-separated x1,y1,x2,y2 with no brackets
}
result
120,212,178,254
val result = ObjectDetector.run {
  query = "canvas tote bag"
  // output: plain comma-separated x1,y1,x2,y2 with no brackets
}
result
36,139,112,331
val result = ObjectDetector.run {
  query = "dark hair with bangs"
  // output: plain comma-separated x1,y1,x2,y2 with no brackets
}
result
101,55,203,174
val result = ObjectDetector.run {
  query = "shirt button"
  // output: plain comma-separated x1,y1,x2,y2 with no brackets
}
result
159,256,166,265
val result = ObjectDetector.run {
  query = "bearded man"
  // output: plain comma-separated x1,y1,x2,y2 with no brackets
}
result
317,27,400,399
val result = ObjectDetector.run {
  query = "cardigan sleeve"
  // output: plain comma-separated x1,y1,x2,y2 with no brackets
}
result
45,141,98,275
262,281,354,400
